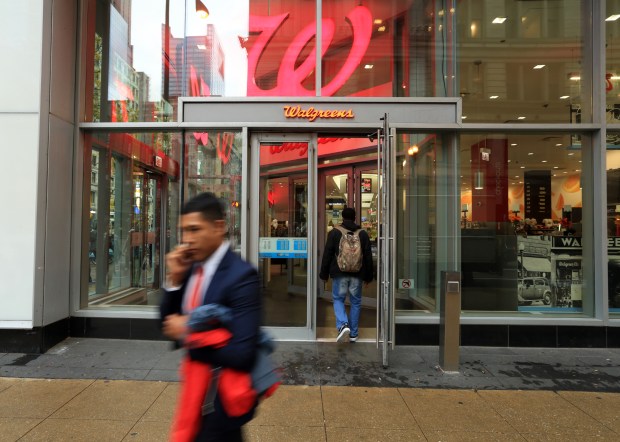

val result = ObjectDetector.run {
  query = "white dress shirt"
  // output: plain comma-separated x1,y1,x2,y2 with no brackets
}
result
180,240,230,314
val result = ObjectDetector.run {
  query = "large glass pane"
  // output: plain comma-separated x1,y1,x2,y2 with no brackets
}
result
184,130,243,252
395,133,453,313
321,0,456,98
457,0,587,123
84,131,181,307
607,133,620,315
459,133,589,315
606,1,620,119
259,141,309,327
86,0,249,122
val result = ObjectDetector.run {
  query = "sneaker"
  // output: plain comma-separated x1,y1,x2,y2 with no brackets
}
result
349,335,358,343
336,324,350,343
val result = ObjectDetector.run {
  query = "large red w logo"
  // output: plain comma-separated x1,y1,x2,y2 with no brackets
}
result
247,5,372,96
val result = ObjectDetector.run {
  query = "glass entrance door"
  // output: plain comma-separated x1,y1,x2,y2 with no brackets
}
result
317,164,379,340
252,133,315,340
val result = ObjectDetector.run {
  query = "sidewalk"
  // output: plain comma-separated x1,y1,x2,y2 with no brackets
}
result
1,338,620,441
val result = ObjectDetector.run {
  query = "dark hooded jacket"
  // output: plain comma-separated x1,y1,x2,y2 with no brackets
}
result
319,219,374,283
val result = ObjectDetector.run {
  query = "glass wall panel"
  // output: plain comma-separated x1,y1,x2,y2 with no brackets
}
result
394,133,454,313
607,2,620,123
457,0,587,123
86,0,318,122
84,131,181,307
321,0,456,98
606,133,620,315
184,130,243,253
459,133,589,314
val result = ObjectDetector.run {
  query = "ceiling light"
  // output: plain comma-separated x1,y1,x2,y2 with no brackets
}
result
511,143,518,146
364,64,374,69
492,17,507,24
606,14,620,21
462,116,468,119
196,0,209,19
569,75,581,81
611,76,620,80
197,44,206,50
489,95,499,99
542,160,548,163
378,26,386,32
560,95,570,99
518,116,526,120
408,145,419,156
474,171,484,190
554,166,559,169
374,19,383,24
555,143,562,146
568,153,575,156
520,166,525,169
533,65,545,69
528,152,534,155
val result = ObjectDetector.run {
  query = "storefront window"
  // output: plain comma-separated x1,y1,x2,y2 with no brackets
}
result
184,130,243,252
606,1,620,121
321,0,456,98
394,132,455,313
606,132,620,315
460,133,589,314
457,0,587,123
84,131,181,308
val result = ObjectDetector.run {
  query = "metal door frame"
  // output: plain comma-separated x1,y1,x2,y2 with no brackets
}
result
377,115,396,367
249,132,318,341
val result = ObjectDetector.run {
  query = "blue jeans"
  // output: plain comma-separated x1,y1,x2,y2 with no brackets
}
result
332,276,362,337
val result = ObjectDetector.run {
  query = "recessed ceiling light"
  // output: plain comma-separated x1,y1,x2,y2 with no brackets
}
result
378,25,386,32
556,143,562,146
542,160,548,163
533,65,545,69
511,143,518,146
606,14,620,21
518,116,526,120
374,19,383,24
569,75,581,81
515,175,519,178
568,153,575,156
364,64,374,69
560,95,570,99
554,166,559,169
528,152,534,155
520,166,525,169
489,95,499,99
197,44,207,50
492,17,507,24
462,116,468,119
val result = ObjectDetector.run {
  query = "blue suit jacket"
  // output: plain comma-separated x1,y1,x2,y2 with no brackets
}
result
160,248,262,372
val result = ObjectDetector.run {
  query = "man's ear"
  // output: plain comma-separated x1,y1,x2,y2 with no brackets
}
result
214,219,227,234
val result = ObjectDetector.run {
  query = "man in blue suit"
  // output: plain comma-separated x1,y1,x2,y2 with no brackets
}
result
161,192,261,442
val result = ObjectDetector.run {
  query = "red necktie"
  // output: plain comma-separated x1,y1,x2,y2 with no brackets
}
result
188,266,204,310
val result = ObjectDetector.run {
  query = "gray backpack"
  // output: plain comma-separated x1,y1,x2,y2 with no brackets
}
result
334,226,363,272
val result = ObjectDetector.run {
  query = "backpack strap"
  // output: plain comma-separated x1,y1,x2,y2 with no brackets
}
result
335,225,359,235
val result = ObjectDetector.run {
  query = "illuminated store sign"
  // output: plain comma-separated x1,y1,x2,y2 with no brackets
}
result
283,105,355,122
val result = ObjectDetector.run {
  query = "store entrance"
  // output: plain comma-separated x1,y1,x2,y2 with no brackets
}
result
252,132,379,341
317,163,378,340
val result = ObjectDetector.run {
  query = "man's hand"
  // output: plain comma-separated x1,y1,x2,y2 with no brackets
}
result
165,244,192,287
162,314,189,341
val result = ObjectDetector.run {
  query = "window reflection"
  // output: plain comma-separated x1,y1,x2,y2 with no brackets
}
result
86,131,181,307
460,134,585,313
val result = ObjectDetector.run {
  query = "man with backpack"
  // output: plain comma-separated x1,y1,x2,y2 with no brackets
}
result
320,207,374,343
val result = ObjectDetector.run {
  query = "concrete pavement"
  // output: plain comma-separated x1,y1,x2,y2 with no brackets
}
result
1,338,620,440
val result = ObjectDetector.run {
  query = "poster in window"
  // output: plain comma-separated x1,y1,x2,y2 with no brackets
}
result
361,178,372,193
